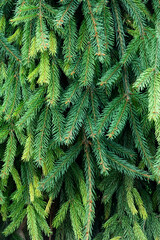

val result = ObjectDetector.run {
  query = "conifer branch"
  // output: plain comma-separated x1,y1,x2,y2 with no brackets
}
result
97,95,125,136
112,0,131,97
22,133,33,162
103,4,114,51
83,132,95,240
41,3,57,16
40,142,82,191
85,114,96,139
93,138,110,175
0,33,21,62
129,105,153,171
79,44,95,86
52,107,64,143
82,1,106,62
3,209,26,236
123,0,145,35
34,105,51,166
22,21,33,64
56,0,74,27
62,82,80,107
27,205,39,240
90,89,98,123
111,0,125,56
6,74,19,120
0,1,159,239
64,89,89,144
0,125,9,143
39,0,48,50
10,14,38,23
0,132,17,179
63,17,77,63
148,38,160,121
99,63,121,87
47,59,60,106
105,150,151,180
106,140,137,160
55,0,80,27
133,68,153,91
16,88,45,128
38,52,50,85
107,99,129,139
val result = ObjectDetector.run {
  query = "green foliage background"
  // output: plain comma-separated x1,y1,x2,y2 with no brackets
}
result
0,0,160,239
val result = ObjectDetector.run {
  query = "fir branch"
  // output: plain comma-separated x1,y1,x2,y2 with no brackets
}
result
0,2,159,239
17,4,39,13
16,87,45,129
5,74,20,120
0,32,21,62
129,105,153,171
47,58,60,106
0,124,9,143
0,132,17,179
69,53,83,77
148,36,160,121
83,0,106,61
132,187,148,220
3,209,26,236
90,88,99,123
102,4,114,52
22,133,33,161
85,114,96,139
79,44,95,87
28,65,40,83
120,37,141,66
63,17,77,63
64,89,89,144
92,138,110,175
52,106,65,143
41,3,57,16
36,0,49,52
121,0,146,35
11,167,22,190
61,81,82,109
70,200,83,239
21,21,33,64
40,142,82,191
126,191,138,215
133,221,147,240
148,70,160,121
98,63,122,91
77,20,89,52
106,140,137,160
38,52,50,85
105,150,152,180
49,31,57,56
53,201,70,228
34,105,51,166
83,133,95,240
55,0,80,27
111,0,131,97
107,98,129,139
111,0,125,56
97,95,125,136
133,68,153,91
10,14,38,23
27,205,39,240
36,213,51,236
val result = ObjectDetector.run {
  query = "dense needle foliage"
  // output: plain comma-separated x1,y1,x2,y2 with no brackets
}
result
0,0,160,239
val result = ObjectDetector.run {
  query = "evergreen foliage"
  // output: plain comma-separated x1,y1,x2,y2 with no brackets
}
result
0,0,160,239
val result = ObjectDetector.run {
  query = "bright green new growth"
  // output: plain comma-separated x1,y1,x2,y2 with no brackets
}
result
0,0,160,240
